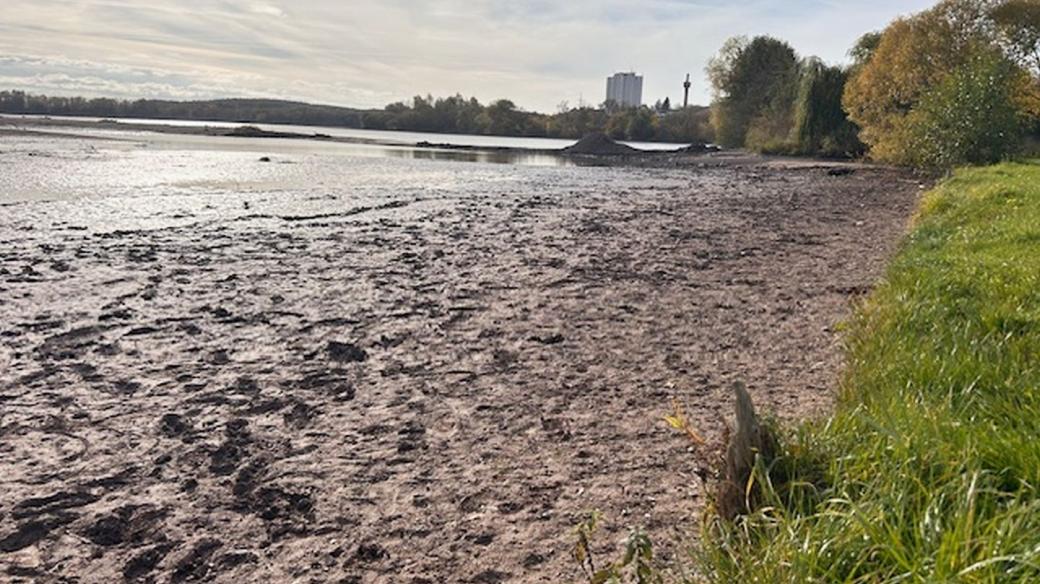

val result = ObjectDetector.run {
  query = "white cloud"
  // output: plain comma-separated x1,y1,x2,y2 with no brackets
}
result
0,0,937,111
249,3,285,17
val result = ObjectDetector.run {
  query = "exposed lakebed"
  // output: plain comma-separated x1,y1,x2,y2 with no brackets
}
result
0,126,921,582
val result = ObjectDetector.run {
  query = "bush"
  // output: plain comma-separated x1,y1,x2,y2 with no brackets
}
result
906,51,1024,169
843,0,1034,166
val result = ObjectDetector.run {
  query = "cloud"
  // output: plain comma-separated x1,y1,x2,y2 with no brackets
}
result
249,3,285,17
0,0,936,111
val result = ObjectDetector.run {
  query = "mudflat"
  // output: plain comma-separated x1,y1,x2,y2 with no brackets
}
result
0,149,921,582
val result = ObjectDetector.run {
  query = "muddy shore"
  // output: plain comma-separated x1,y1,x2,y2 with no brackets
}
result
0,136,922,582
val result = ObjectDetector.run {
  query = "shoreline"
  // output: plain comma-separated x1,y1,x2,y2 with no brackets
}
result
0,114,872,169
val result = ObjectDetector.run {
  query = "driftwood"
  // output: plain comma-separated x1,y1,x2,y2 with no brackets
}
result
716,381,777,520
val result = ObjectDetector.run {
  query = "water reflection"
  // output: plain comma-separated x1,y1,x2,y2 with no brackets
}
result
382,146,574,167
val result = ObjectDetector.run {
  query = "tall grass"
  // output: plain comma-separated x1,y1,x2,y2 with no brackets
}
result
697,161,1040,583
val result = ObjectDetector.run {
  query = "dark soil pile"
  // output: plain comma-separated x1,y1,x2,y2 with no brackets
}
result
682,143,722,154
563,132,639,155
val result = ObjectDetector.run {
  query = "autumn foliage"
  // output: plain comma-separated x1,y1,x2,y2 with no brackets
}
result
708,0,1040,168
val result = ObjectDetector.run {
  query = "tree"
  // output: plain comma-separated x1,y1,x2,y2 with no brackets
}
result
605,109,630,139
843,1,1003,163
792,59,863,157
992,0,1040,73
707,36,800,148
484,99,524,136
848,32,882,68
656,107,714,144
627,108,656,140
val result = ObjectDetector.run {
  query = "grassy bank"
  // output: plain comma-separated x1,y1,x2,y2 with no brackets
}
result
697,161,1040,582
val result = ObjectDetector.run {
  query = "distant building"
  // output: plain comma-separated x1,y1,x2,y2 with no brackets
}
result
606,72,643,108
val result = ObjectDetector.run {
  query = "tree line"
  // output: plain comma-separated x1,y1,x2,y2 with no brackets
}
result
0,90,714,144
708,0,1040,168
0,93,368,128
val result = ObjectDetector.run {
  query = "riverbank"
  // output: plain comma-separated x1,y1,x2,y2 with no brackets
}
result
0,129,921,582
698,161,1040,582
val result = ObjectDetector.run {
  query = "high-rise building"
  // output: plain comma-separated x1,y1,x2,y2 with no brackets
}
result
606,72,643,108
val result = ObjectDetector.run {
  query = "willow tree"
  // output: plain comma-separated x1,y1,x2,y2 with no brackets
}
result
791,59,863,157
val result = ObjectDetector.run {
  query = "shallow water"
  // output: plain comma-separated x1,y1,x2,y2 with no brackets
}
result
0,130,672,230
7,114,692,151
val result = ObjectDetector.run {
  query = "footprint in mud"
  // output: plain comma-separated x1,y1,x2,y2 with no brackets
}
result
0,513,77,552
396,420,426,454
233,376,260,397
171,539,223,582
326,340,367,363
37,325,109,360
209,349,231,365
471,570,512,583
232,460,315,540
111,379,142,394
82,505,168,547
123,542,177,582
296,369,355,401
354,542,388,563
209,419,252,476
159,413,192,438
283,400,318,429
11,490,100,520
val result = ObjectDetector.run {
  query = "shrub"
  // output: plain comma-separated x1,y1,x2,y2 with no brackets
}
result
906,51,1024,169
843,0,1033,166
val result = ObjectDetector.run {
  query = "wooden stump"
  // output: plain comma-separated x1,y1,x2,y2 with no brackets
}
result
717,381,776,520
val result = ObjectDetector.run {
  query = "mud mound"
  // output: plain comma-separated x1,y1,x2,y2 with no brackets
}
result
682,143,722,154
563,133,639,155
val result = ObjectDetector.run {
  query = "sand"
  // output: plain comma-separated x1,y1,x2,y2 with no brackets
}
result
0,159,922,583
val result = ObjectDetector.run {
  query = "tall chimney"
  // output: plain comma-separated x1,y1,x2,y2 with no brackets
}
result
683,74,691,109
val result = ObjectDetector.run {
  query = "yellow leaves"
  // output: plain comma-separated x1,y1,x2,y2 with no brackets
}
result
844,0,1034,165
664,398,707,446
1011,73,1040,119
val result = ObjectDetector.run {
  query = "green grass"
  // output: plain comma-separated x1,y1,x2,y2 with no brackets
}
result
695,161,1040,583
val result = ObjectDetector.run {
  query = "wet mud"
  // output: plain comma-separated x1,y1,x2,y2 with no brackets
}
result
0,160,921,582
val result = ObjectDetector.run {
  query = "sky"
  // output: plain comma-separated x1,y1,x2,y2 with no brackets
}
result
0,0,937,113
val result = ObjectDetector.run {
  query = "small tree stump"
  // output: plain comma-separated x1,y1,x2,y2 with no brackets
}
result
717,381,776,520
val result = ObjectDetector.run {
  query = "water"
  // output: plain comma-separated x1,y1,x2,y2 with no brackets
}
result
0,126,685,235
5,114,691,151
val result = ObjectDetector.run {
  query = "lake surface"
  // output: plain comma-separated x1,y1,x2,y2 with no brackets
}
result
0,125,680,230
0,126,585,206
4,114,691,151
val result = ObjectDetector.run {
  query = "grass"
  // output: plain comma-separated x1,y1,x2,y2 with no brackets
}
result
695,161,1040,583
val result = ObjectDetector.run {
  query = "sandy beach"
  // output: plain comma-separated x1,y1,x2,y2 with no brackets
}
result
0,128,922,582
